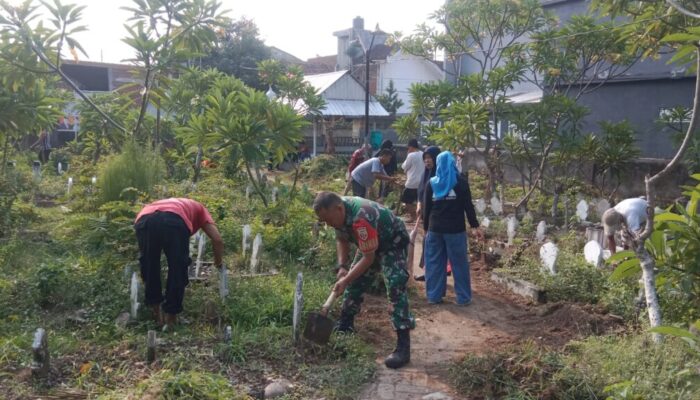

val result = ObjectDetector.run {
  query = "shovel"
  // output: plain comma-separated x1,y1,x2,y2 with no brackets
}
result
303,290,338,345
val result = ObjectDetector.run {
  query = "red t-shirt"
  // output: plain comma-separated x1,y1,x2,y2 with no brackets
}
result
136,198,214,235
348,148,366,174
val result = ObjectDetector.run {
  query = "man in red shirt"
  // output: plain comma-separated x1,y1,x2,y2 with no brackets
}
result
343,143,371,195
134,198,224,329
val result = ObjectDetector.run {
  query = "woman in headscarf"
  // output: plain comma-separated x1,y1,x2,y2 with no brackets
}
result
422,151,481,305
375,140,397,200
414,146,441,281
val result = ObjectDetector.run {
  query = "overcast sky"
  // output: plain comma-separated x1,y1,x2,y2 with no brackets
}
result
9,0,445,63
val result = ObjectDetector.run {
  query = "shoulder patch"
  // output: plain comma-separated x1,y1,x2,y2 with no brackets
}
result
352,219,378,253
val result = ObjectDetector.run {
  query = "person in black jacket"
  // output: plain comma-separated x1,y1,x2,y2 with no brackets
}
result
422,151,482,305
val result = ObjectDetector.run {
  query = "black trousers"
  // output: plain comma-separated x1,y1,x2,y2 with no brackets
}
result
352,179,367,198
134,211,191,314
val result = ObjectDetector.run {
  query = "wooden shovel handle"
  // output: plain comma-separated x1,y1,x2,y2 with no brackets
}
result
322,290,338,310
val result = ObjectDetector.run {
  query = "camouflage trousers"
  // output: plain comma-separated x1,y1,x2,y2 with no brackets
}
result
341,247,416,331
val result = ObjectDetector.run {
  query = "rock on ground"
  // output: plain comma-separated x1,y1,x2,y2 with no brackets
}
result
264,379,293,399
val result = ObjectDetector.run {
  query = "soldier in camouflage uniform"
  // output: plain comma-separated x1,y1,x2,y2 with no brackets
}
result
313,191,415,369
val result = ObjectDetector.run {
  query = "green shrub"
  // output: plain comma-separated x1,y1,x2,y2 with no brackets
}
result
300,154,347,179
98,142,164,203
129,370,249,400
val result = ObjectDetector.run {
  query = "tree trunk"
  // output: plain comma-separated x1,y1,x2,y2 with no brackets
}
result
323,122,336,155
1,133,9,176
637,244,663,342
245,162,268,207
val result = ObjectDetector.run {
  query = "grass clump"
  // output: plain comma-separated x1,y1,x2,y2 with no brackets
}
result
98,141,164,203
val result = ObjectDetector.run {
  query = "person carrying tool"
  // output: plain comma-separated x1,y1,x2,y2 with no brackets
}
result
313,191,415,369
134,198,224,329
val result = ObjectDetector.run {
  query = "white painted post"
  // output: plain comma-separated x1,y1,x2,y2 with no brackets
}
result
66,177,73,195
31,328,49,378
195,233,206,277
250,233,263,274
536,221,547,243
242,225,251,257
219,265,229,299
293,272,303,343
146,330,156,363
506,215,518,247
130,272,139,320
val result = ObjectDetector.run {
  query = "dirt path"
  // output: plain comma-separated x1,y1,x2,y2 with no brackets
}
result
356,226,579,400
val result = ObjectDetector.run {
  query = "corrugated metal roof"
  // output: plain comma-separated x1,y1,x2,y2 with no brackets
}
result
320,99,389,117
508,90,543,104
304,70,349,95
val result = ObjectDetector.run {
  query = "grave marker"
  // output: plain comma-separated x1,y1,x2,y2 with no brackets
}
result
490,196,503,215
195,233,207,277
585,226,605,248
146,330,156,363
271,187,278,203
224,326,232,344
576,199,589,221
57,162,63,175
584,240,604,268
31,328,49,378
219,266,229,299
481,217,491,228
475,198,487,214
245,185,252,200
536,221,547,242
242,225,251,257
32,161,41,180
293,272,303,343
506,216,518,247
539,242,559,275
91,176,97,185
250,233,262,273
130,272,139,320
66,177,73,195
596,199,611,218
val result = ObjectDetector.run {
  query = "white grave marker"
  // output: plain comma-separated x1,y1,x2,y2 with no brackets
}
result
481,217,491,228
146,330,156,363
219,266,229,299
242,225,251,257
490,196,503,215
539,242,559,275
293,272,303,342
536,221,547,242
506,216,518,246
576,199,589,221
250,233,262,273
32,161,41,180
224,326,232,343
66,177,73,195
195,233,206,277
245,185,252,200
584,240,604,268
91,176,97,185
271,187,278,203
57,162,63,175
475,198,487,214
31,328,49,378
130,272,139,319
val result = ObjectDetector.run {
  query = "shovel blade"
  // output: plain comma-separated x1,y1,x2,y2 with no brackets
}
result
303,312,334,345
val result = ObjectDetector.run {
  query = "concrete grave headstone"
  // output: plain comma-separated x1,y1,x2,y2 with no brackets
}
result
584,240,604,268
31,328,49,378
490,196,503,215
242,225,251,257
536,221,547,242
245,185,252,200
219,266,229,299
130,272,139,320
293,272,303,343
539,242,559,275
596,199,611,218
91,176,97,186
475,198,487,214
585,226,605,247
271,187,278,203
32,161,41,180
66,177,73,195
195,233,207,277
224,326,232,344
123,264,132,282
481,217,491,228
251,233,262,273
57,162,63,175
146,330,156,363
507,215,518,246
576,199,589,221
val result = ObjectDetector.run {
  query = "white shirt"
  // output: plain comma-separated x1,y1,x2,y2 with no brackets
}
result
402,151,425,189
614,198,647,232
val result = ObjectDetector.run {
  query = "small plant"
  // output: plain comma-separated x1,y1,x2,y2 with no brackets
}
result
97,141,164,203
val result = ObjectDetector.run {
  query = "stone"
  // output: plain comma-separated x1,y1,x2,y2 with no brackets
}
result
490,196,502,215
475,198,487,214
584,240,604,268
536,221,546,242
146,330,157,363
31,328,49,379
67,309,88,324
576,199,589,221
130,272,139,320
481,217,491,228
251,233,262,273
596,199,611,218
491,271,546,303
293,272,303,343
506,215,518,247
540,242,559,275
224,326,232,344
422,392,453,400
264,379,294,399
242,225,251,257
219,266,229,299
115,312,131,329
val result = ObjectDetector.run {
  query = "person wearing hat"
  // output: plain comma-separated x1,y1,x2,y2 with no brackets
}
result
400,139,425,222
602,197,647,254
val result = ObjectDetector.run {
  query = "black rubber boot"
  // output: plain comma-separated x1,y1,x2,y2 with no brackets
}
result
334,313,355,334
384,329,410,369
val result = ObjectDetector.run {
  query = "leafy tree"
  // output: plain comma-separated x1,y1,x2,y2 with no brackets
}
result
658,106,700,172
200,17,271,89
592,120,640,196
376,80,404,116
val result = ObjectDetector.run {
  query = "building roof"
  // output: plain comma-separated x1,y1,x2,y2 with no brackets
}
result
304,55,337,75
302,70,389,117
508,90,543,104
269,46,304,64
